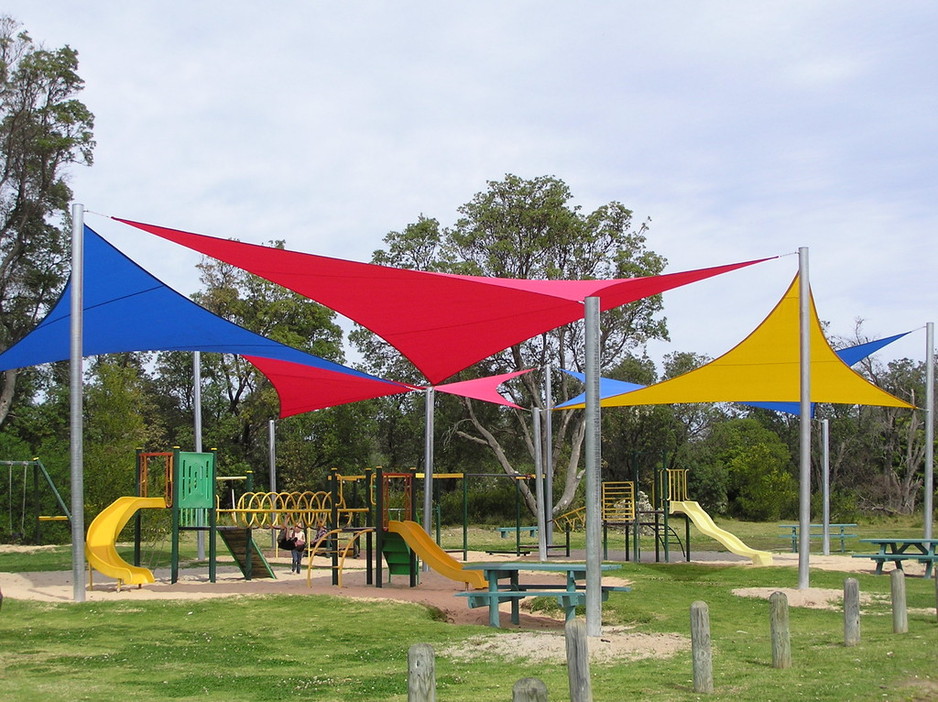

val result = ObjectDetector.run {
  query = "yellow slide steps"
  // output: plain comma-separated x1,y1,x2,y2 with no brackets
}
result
85,496,167,587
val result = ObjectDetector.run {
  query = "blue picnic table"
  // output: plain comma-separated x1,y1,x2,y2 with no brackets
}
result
778,523,857,552
852,538,938,578
457,561,627,627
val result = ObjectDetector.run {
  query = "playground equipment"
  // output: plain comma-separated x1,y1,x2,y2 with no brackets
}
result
555,467,772,566
373,468,486,590
2,459,71,543
85,496,166,589
666,469,773,566
85,448,278,590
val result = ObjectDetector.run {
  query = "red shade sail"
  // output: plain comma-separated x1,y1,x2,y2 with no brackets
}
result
246,356,415,417
117,217,773,384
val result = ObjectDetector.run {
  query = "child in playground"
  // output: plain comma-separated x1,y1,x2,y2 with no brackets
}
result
290,523,306,573
279,521,307,573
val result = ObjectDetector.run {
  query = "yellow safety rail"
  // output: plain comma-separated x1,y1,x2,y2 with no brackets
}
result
304,527,374,588
553,506,586,532
667,469,689,503
602,481,636,522
216,490,367,529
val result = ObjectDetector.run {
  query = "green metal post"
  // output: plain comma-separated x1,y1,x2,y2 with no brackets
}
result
209,448,217,584
134,449,143,567
462,474,469,560
330,468,340,586
171,448,180,584
375,467,384,589
632,458,640,563
515,477,523,556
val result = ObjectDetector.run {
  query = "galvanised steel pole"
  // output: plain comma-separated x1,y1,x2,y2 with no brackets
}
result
924,322,934,539
798,247,812,590
423,387,435,536
69,203,86,602
584,296,602,636
544,363,554,545
822,418,830,556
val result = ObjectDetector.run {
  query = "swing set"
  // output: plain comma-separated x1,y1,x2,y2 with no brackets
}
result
1,459,71,544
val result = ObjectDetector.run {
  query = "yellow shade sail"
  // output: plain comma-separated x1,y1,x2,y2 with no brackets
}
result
573,274,914,409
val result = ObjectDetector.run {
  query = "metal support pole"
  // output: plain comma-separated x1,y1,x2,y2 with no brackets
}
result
69,203,86,602
822,418,830,556
268,419,276,547
423,387,435,536
584,296,602,636
925,322,934,539
544,363,554,545
533,408,547,561
798,247,812,590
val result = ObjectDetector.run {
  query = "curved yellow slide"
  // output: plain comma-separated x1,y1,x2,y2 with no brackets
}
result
670,501,773,566
86,496,167,586
387,520,487,589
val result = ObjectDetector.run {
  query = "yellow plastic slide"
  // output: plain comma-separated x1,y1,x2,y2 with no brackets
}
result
387,520,487,589
85,496,167,586
670,500,773,566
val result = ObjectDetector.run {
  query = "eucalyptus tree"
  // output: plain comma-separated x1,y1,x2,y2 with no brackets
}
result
0,17,94,426
353,174,669,516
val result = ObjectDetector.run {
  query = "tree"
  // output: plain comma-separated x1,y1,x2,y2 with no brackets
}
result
83,355,164,516
689,418,797,520
0,17,95,426
353,174,669,516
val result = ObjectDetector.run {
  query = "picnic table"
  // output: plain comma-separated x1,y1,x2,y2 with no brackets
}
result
456,562,627,627
778,523,857,552
496,525,538,538
852,538,938,578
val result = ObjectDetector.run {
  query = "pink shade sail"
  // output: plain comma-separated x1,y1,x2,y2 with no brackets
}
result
118,217,774,384
432,369,533,409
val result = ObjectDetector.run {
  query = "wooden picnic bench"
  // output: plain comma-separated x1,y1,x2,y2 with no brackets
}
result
457,562,629,627
778,523,857,552
851,538,938,578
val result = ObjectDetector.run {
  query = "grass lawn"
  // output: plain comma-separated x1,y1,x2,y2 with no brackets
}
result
1,522,936,701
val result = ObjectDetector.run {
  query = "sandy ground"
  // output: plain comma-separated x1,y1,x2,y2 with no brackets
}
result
0,545,930,663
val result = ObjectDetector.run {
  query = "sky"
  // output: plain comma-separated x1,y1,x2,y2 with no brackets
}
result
5,1,936,375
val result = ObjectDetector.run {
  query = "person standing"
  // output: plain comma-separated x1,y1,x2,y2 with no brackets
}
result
290,522,307,573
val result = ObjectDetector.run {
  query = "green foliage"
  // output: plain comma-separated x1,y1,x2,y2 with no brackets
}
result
687,418,797,520
0,16,95,427
437,477,521,525
82,357,165,516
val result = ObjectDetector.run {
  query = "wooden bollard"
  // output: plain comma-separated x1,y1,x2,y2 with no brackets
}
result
565,618,592,702
843,578,860,646
407,643,435,702
513,677,549,702
769,591,791,668
890,569,908,634
690,600,713,693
